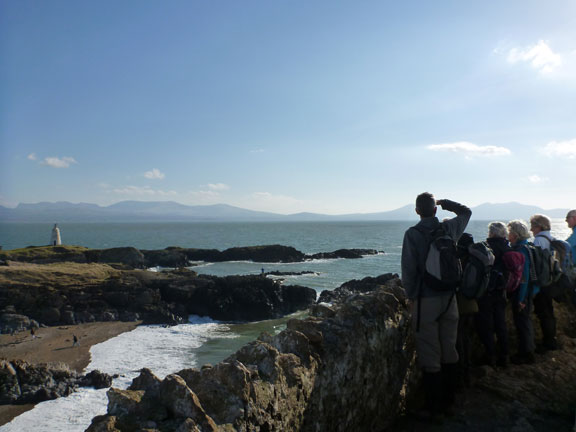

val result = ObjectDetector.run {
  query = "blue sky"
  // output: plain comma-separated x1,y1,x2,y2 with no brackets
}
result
1,0,575,214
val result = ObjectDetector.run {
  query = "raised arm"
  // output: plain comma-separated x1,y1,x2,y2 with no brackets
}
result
436,199,472,240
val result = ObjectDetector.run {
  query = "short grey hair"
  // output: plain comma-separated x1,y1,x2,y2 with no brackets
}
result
488,221,508,239
530,214,551,231
567,209,576,219
507,219,531,241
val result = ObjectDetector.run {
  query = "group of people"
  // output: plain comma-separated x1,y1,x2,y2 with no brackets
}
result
401,192,576,423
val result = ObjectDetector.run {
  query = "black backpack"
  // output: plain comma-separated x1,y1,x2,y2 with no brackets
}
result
460,242,495,299
414,224,462,292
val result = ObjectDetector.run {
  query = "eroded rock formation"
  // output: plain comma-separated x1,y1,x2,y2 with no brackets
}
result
0,263,316,329
0,360,112,405
87,276,415,432
87,274,576,432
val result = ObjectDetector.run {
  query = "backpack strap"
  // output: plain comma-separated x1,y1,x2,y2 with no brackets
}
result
412,223,441,333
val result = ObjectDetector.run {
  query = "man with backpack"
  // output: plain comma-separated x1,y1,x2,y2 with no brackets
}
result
530,214,558,352
401,192,471,422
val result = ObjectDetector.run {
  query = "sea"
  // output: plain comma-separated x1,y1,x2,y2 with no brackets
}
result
0,219,571,431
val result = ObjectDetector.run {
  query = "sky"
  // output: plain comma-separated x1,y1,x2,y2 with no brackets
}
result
1,0,575,215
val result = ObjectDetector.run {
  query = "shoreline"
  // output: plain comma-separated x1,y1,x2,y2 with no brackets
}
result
0,320,140,427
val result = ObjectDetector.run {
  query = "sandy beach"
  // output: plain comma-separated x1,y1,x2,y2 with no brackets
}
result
0,321,140,426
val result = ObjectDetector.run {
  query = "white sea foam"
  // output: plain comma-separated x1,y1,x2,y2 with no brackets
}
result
189,262,214,268
0,317,234,432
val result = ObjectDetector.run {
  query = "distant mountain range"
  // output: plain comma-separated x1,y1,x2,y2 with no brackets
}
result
0,200,570,223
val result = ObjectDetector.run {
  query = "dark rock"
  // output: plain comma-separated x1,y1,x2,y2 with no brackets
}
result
318,273,398,304
0,313,32,333
87,277,414,431
60,310,76,325
1,260,315,327
265,270,319,276
80,370,113,389
97,247,145,269
307,248,381,260
0,360,20,404
0,360,114,405
159,374,218,431
142,248,190,268
128,368,162,397
1,360,79,404
39,307,61,325
186,275,316,321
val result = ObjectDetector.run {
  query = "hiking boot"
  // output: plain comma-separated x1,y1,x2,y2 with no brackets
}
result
409,408,445,425
535,340,558,354
511,352,535,365
479,353,496,367
496,355,509,369
441,363,458,416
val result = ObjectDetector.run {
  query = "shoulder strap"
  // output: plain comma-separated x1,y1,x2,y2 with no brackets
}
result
523,244,538,283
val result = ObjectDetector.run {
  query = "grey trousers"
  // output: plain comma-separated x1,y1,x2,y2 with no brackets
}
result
412,294,459,373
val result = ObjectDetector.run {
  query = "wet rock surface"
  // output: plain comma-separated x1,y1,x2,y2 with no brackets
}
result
0,359,112,405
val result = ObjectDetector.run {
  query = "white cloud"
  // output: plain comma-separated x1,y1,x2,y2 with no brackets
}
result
541,138,576,159
41,156,77,168
112,185,177,196
427,142,511,158
27,153,37,161
505,40,563,75
527,174,549,184
207,183,230,191
250,149,265,154
144,168,165,180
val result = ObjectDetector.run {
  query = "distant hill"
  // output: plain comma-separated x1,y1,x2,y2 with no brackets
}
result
0,200,570,223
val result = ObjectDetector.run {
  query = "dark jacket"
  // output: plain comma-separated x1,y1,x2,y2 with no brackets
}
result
401,199,472,299
485,236,510,293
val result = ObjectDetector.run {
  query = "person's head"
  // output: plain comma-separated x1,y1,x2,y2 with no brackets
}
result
415,192,437,218
566,210,576,229
507,220,530,244
529,214,551,234
457,233,474,258
488,221,508,239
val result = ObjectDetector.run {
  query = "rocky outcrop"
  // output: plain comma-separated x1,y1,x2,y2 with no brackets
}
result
0,262,316,329
317,273,398,303
0,245,382,269
0,360,112,405
91,247,146,269
0,310,39,334
87,274,576,432
264,271,318,276
308,248,380,260
87,276,414,432
180,275,317,321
